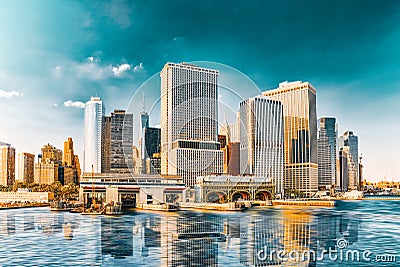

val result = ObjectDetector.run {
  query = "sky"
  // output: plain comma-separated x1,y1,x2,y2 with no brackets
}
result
0,0,399,181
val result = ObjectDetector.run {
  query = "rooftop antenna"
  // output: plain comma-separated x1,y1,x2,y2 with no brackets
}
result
142,92,146,113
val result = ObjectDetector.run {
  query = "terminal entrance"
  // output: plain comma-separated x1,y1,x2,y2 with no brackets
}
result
205,192,226,203
231,191,250,202
120,193,137,208
255,191,272,201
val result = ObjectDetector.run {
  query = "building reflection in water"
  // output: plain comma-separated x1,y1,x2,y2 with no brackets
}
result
161,212,224,267
24,215,35,231
0,212,15,236
141,216,161,257
315,211,359,255
0,208,359,266
101,217,133,259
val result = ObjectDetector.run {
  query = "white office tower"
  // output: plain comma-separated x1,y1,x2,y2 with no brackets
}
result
84,96,105,173
160,63,223,187
239,96,284,196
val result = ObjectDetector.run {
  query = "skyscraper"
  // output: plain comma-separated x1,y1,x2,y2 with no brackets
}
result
0,142,15,186
18,152,35,184
317,118,338,188
142,127,161,174
109,110,133,173
239,96,284,196
34,143,62,184
160,62,223,187
263,81,318,197
62,137,81,184
63,137,74,166
84,96,104,173
339,130,359,188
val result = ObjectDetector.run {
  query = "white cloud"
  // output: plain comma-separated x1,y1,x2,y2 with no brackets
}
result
133,62,144,72
112,63,131,76
53,103,59,108
64,100,85,108
0,89,24,98
87,56,99,63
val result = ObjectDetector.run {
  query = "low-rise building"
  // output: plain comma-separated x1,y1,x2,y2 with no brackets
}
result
0,191,54,203
195,175,274,203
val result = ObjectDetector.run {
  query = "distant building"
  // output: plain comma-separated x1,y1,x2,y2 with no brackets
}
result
142,127,161,174
160,62,223,187
84,96,105,173
34,162,58,184
318,118,338,188
0,191,54,203
63,137,81,184
239,96,284,196
41,143,62,163
219,119,240,176
339,148,349,192
101,110,133,174
0,142,15,186
101,116,111,173
132,146,141,174
18,152,35,184
263,81,318,197
34,143,64,185
339,131,359,189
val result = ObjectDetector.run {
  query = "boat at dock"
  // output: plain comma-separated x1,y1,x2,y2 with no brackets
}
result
50,201,73,212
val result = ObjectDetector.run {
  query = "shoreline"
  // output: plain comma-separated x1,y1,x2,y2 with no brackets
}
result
0,203,49,210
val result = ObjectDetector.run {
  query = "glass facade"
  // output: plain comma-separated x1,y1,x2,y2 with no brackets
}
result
318,117,338,187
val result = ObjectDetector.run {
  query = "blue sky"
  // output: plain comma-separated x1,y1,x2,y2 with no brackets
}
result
0,0,399,181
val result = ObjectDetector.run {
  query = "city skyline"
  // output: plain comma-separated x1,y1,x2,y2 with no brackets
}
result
1,1,400,181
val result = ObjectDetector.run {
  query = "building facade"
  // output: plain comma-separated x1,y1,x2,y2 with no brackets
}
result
109,110,133,173
239,96,284,196
339,131,359,189
0,142,15,186
84,96,105,173
317,117,338,188
263,81,318,197
18,152,35,184
142,127,161,174
160,62,223,187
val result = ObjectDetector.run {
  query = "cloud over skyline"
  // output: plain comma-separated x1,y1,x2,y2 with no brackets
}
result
0,89,23,98
64,100,85,109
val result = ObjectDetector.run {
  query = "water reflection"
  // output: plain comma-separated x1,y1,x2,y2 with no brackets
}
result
0,205,372,267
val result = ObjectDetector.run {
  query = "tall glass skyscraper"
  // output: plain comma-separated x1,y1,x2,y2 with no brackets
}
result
239,96,284,196
160,62,223,187
110,110,133,173
84,96,104,173
263,81,318,197
317,117,338,188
